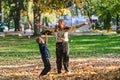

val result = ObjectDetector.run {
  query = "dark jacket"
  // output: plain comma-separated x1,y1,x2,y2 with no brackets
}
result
39,44,51,60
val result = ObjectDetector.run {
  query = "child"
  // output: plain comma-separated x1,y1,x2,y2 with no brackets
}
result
36,34,51,78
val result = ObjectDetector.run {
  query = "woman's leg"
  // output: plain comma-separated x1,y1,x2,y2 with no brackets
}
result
56,43,62,74
63,42,69,72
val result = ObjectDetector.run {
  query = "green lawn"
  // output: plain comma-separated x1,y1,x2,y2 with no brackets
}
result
0,35,120,61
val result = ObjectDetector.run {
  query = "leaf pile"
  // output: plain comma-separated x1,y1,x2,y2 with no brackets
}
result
0,58,120,80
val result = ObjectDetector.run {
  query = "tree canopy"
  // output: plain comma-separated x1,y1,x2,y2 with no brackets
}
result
1,0,120,34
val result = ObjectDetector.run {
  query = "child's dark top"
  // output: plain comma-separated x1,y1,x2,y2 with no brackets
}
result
39,43,50,60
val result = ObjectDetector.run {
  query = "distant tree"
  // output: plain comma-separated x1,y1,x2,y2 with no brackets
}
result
111,0,120,27
3,0,28,31
3,0,88,34
82,0,120,32
33,0,86,36
33,0,41,36
0,0,2,22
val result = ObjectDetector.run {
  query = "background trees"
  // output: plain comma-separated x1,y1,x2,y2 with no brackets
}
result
95,0,117,32
3,0,28,31
0,0,2,22
1,0,120,34
82,0,120,31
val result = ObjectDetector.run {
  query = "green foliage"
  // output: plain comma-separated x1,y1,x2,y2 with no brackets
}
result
116,30,120,34
2,0,29,31
82,0,120,31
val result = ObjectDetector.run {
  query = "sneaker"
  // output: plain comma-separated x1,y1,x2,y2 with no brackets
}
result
65,71,72,74
39,75,43,79
39,75,45,79
58,72,62,74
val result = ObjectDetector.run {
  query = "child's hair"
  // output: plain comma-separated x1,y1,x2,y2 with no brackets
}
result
36,37,45,44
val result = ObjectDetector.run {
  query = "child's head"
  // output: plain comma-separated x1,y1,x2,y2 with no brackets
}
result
36,37,44,44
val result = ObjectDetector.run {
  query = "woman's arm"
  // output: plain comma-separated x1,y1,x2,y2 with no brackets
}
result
67,22,90,32
76,22,89,28
45,27,55,33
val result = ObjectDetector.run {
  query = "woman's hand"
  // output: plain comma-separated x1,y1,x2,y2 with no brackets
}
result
84,21,91,25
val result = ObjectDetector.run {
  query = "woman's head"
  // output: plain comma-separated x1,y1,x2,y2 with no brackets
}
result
36,37,44,44
58,19,65,29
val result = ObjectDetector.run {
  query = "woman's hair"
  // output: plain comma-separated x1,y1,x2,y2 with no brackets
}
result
55,19,70,31
36,37,45,44
55,19,65,30
58,19,65,26
58,19,64,23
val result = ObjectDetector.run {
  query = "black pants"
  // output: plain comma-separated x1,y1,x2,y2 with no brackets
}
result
56,42,69,73
40,58,51,76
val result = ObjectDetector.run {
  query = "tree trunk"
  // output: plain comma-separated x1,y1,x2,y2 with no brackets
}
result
87,11,92,23
104,12,112,32
13,2,21,31
33,10,41,36
116,14,119,26
0,0,2,22
14,9,20,31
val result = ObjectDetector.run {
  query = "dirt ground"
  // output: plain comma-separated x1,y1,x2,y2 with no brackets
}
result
0,58,120,80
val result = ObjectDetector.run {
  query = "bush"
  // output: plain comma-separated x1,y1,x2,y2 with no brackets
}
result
0,22,4,32
116,30,120,34
116,26,120,34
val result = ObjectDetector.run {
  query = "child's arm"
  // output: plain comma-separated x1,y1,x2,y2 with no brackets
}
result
45,33,48,45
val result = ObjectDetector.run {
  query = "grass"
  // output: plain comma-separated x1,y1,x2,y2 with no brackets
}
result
0,35,120,61
69,35,120,57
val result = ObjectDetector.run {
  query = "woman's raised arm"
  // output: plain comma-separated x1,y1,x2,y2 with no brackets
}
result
67,22,91,32
45,27,55,33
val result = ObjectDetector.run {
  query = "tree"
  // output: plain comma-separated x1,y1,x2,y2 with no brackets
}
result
33,0,41,36
82,0,95,23
97,0,120,32
82,0,120,32
3,0,28,31
33,0,85,36
0,0,2,22
111,0,120,27
3,0,87,34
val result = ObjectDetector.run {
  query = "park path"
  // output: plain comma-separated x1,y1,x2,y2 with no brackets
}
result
0,25,119,37
0,58,120,80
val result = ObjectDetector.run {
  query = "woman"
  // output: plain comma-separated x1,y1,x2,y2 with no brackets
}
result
48,19,89,74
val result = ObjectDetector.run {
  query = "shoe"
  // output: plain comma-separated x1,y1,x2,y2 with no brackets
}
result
65,71,72,74
39,75,43,79
58,72,62,74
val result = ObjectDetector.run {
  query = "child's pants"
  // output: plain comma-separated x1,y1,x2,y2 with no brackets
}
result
56,42,69,73
40,58,51,76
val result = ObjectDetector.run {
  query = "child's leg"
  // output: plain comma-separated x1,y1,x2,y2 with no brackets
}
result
40,59,51,76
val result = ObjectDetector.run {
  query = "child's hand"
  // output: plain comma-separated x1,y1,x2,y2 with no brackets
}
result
45,33,48,38
45,33,48,44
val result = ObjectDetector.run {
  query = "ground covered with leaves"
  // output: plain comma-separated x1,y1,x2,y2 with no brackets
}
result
0,36,120,80
0,58,120,80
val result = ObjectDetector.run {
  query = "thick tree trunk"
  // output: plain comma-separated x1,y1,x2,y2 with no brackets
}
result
13,2,21,31
33,10,41,36
33,0,41,36
87,11,92,23
0,0,2,22
104,12,112,32
14,9,20,31
116,14,119,26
